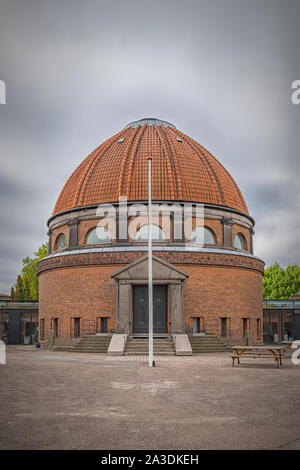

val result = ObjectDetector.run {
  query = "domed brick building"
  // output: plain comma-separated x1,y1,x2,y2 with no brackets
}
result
37,118,264,348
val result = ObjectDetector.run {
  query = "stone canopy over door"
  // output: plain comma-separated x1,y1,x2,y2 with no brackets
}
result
111,255,189,335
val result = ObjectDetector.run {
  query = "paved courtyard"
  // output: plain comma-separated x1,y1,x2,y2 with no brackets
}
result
0,346,300,450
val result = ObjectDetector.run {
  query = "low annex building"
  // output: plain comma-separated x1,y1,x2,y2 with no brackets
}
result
37,118,264,347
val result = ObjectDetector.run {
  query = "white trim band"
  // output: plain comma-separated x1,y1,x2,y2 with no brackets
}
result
44,245,263,262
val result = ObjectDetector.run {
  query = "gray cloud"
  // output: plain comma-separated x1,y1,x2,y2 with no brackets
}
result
0,0,299,292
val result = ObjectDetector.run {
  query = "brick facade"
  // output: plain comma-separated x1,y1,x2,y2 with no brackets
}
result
41,120,264,347
38,250,263,344
179,264,263,341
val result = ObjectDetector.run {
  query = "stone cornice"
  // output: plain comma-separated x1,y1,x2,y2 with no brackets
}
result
48,201,255,228
37,250,264,276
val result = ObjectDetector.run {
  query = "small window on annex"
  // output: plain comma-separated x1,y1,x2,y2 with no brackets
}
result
190,226,216,244
234,233,246,250
55,233,67,251
85,226,111,244
40,319,45,339
135,224,166,241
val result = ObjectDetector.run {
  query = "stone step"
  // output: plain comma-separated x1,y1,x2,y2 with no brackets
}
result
125,348,175,352
72,349,108,353
124,351,176,356
125,349,174,354
125,338,175,355
79,338,111,342
125,348,174,354
125,339,174,344
189,336,219,340
191,343,226,346
128,340,173,344
78,341,111,346
74,345,107,351
127,341,173,346
190,338,226,342
127,345,174,349
188,334,230,353
127,341,173,347
190,341,226,344
73,335,111,353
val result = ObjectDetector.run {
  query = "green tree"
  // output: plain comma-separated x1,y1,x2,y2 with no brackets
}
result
23,276,31,300
10,286,15,299
284,265,300,298
263,263,300,299
14,274,24,300
21,242,48,300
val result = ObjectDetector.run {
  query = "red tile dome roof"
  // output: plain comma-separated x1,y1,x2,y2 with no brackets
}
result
53,118,248,215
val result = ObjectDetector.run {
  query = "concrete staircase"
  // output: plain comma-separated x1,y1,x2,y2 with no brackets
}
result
72,335,112,353
124,337,175,355
188,334,230,353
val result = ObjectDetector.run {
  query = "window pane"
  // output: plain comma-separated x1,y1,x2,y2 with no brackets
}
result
56,234,67,250
190,227,216,244
86,227,110,244
234,233,245,250
135,224,166,241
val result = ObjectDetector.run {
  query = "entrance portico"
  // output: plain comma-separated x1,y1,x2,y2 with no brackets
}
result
111,255,189,335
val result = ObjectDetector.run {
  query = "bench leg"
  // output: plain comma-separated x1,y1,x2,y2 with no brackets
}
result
232,357,235,367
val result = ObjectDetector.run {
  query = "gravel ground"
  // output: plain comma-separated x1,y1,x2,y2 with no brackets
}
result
0,345,300,450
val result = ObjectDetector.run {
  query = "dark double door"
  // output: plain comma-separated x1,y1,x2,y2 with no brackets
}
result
7,311,21,344
133,285,167,333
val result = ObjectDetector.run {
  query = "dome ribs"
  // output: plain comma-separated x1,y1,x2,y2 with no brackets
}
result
118,125,141,198
52,120,249,216
53,156,91,214
165,126,194,201
125,124,147,200
168,126,221,205
161,126,183,199
195,141,248,213
174,128,228,208
149,125,166,200
74,128,126,207
211,157,248,213
153,124,178,200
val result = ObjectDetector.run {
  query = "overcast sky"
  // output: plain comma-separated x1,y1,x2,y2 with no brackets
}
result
0,0,299,293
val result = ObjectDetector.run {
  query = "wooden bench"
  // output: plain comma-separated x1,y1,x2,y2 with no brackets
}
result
281,341,293,356
231,353,280,368
230,345,284,368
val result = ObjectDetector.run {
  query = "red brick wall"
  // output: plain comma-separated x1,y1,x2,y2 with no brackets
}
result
177,264,263,342
38,252,263,343
38,265,118,342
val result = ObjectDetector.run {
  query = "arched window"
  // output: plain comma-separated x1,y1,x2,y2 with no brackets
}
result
190,226,216,244
55,233,67,251
234,233,246,250
135,224,166,241
85,226,111,244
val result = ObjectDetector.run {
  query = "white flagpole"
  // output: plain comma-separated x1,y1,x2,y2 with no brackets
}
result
148,156,154,368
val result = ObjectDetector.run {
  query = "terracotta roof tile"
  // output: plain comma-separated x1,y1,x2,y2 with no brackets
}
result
53,119,248,215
